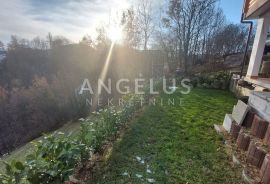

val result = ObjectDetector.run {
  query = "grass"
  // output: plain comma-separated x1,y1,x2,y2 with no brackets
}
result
0,121,81,172
90,88,242,183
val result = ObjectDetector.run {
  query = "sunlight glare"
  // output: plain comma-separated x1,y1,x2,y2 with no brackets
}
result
92,42,115,108
108,26,123,42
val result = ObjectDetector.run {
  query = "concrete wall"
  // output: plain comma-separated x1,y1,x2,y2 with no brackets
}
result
249,91,270,122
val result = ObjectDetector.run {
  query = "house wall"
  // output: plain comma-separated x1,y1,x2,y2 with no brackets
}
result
247,12,270,78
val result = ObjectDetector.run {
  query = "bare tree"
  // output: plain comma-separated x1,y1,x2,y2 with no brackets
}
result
80,35,94,48
201,8,226,62
52,36,70,48
95,24,111,49
31,37,48,50
46,33,70,49
121,8,140,49
47,32,53,49
164,0,218,72
8,35,19,50
208,24,247,57
137,0,155,50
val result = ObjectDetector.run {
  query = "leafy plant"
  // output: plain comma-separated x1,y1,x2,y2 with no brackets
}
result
0,91,152,183
193,71,230,89
25,132,82,183
0,161,26,184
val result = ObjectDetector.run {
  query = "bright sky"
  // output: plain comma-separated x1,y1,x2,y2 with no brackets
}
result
0,0,131,44
0,0,245,44
219,0,244,23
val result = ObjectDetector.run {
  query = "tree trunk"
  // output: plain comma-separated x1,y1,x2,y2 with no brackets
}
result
144,31,148,50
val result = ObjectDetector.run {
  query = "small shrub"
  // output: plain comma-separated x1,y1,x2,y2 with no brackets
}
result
193,71,230,90
0,91,151,183
25,132,82,183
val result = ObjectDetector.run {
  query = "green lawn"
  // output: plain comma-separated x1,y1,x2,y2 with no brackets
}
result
90,88,242,183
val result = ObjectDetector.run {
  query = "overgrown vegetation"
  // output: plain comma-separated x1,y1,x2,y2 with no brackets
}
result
0,43,163,155
90,88,242,183
0,94,143,184
191,71,231,89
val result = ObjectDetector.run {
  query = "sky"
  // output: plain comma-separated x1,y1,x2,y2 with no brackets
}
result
219,0,243,23
0,0,244,44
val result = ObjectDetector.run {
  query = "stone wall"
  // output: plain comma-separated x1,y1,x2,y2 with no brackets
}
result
229,74,252,97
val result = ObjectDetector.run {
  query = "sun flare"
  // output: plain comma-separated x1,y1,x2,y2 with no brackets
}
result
108,26,123,42
107,0,128,43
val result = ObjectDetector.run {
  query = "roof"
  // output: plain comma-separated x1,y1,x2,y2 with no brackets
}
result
243,0,270,20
